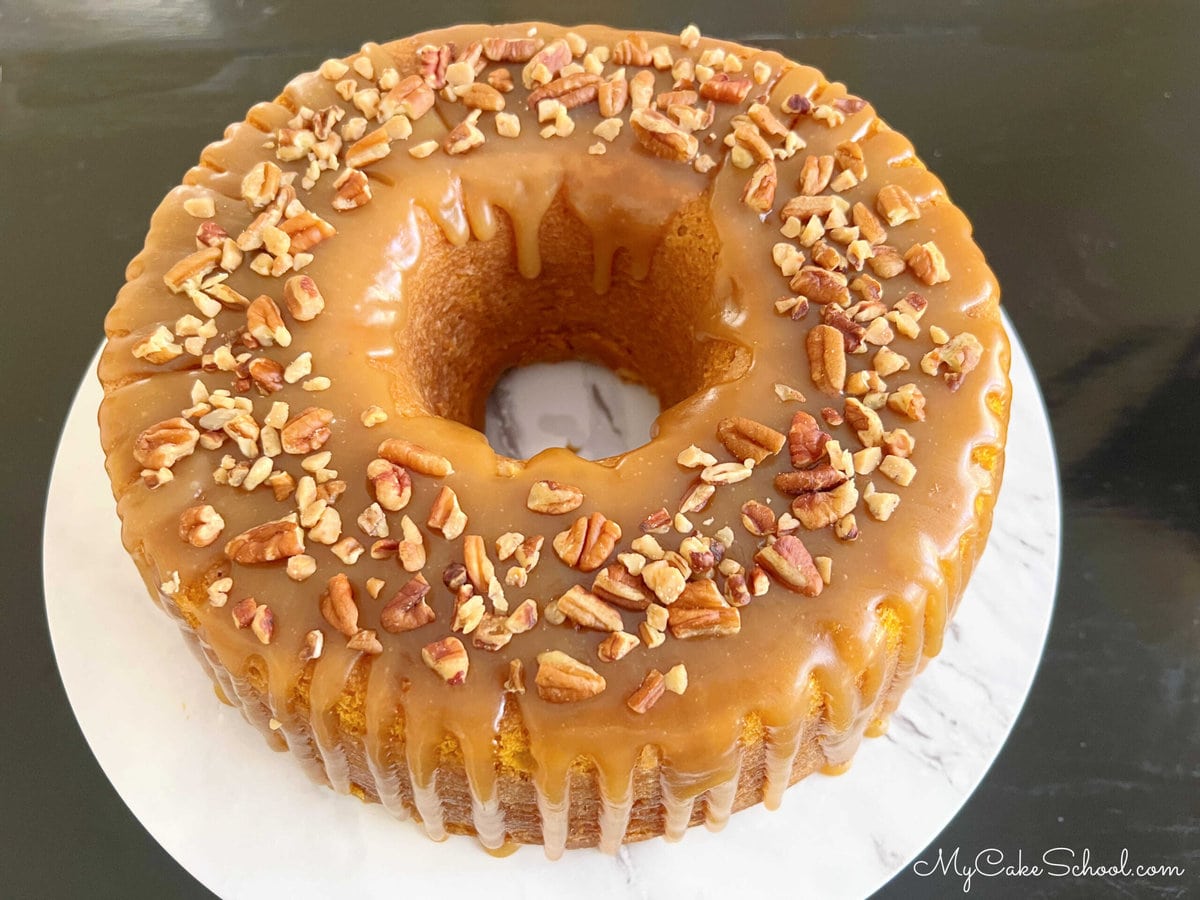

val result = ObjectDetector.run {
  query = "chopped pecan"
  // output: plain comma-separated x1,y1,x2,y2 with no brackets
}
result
470,614,512,652
725,572,752,607
247,357,284,395
790,265,850,306
250,604,275,644
799,154,835,195
504,598,539,634
755,534,823,596
556,585,623,632
627,669,666,713
281,407,333,455
526,480,584,515
422,637,469,685
231,597,258,629
483,36,541,63
462,534,495,593
740,499,777,536
677,480,715,515
523,38,572,87
427,485,467,540
844,397,884,447
241,161,282,209
852,202,888,246
514,534,544,570
630,108,698,162
742,160,778,212
367,458,411,511
134,417,198,469
444,110,485,155
887,383,927,421
597,631,640,662
788,411,831,468
640,507,672,534
301,629,324,661
332,167,372,211
780,195,837,222
347,629,383,655
774,464,847,495
377,438,453,477
535,650,606,702
592,563,651,610
667,580,741,639
699,73,752,103
553,513,621,572
380,574,435,633
280,210,336,253
807,324,847,393
179,504,225,547
868,244,907,279
716,416,786,464
790,480,859,530
458,82,506,111
921,332,983,389
319,572,359,637
821,305,867,352
528,72,601,109
612,32,652,66
504,658,526,694
225,517,305,563
904,242,950,284
876,184,920,226
598,76,629,117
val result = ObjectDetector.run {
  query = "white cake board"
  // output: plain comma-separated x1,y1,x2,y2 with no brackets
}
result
45,314,1058,899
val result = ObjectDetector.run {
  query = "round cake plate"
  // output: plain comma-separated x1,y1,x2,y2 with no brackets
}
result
45,315,1059,900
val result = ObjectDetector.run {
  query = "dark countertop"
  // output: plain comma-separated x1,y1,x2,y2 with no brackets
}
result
2,1,1196,896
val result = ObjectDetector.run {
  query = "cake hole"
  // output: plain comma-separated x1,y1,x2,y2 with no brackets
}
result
390,195,752,460
485,361,660,461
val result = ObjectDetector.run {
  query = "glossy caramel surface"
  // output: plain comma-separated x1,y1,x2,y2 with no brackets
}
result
97,22,1008,848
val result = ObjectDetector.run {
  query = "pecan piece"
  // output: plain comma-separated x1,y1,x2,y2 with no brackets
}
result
904,241,950,285
427,485,467,540
462,534,495,593
598,76,629,117
528,72,601,109
526,480,584,515
471,614,513,652
790,480,859,531
377,438,453,477
504,598,539,634
247,357,285,395
806,324,847,393
592,563,651,611
380,574,435,633
788,411,831,468
667,580,741,639
347,629,383,655
535,650,606,703
483,36,542,63
597,631,640,662
225,518,305,563
422,637,469,685
739,499,776,537
627,669,666,714
790,265,850,306
556,585,623,632
742,160,778,212
630,108,698,162
754,534,823,596
458,82,506,111
331,167,372,211
774,465,847,495
611,32,652,66
134,417,199,469
281,407,333,455
699,73,752,103
554,513,621,572
522,38,572,87
876,184,920,226
921,332,984,389
163,247,222,294
366,458,411,511
716,416,786,464
319,572,358,636
179,504,225,547
241,161,282,209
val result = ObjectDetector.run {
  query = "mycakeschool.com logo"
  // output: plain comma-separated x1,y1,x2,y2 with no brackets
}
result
911,846,1186,893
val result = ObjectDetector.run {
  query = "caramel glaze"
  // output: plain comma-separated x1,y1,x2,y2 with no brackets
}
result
98,22,1009,853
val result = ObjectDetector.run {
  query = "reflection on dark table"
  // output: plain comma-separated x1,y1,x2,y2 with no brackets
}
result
1,1,1196,897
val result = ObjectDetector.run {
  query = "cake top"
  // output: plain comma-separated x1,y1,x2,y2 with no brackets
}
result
100,21,1007,812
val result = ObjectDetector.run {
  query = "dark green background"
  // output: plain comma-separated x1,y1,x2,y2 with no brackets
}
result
2,1,1196,897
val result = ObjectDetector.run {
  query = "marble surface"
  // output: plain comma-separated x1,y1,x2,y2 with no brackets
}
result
44,319,1058,900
